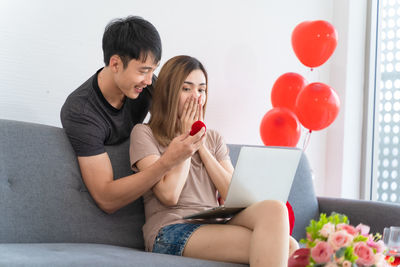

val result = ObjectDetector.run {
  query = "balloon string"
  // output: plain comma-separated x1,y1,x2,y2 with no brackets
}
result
302,129,312,151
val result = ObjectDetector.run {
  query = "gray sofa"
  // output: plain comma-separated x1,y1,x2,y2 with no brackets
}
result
1,119,400,267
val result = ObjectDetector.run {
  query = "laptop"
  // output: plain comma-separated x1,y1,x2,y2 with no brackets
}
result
183,146,303,220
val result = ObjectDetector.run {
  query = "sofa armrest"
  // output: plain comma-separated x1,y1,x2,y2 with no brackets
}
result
317,196,400,234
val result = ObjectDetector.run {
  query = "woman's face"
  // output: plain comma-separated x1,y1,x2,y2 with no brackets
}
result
178,69,207,118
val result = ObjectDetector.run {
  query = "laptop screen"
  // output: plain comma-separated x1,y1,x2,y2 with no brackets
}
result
224,146,303,208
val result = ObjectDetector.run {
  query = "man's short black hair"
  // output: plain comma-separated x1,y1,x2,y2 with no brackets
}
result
102,16,161,68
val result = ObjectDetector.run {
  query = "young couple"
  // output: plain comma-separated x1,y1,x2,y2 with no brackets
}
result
61,16,298,267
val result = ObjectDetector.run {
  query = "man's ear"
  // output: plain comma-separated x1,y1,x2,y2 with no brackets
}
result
109,55,121,73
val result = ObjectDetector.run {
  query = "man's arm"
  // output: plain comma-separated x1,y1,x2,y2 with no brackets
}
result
78,153,168,214
78,129,205,214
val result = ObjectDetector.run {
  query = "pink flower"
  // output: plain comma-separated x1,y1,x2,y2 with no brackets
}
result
319,222,335,238
356,223,370,236
328,230,354,250
354,242,375,266
337,223,358,236
310,241,334,264
367,238,385,253
342,260,352,267
324,263,338,267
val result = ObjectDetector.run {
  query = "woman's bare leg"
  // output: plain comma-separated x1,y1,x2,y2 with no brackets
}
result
183,224,251,263
228,200,289,266
183,200,289,267
289,236,299,256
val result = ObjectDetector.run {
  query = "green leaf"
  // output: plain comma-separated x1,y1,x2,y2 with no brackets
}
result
308,241,316,248
353,235,368,242
328,212,349,225
335,247,347,258
344,246,358,262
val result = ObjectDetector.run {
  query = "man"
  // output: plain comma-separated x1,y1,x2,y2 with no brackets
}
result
61,16,204,214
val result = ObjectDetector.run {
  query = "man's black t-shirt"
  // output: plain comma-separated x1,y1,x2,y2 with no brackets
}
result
60,68,155,156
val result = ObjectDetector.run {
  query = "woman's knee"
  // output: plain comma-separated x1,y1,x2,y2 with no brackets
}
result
252,200,288,225
256,200,287,216
229,200,288,229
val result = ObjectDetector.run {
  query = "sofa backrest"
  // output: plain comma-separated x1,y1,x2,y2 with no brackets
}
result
0,119,145,249
0,119,318,247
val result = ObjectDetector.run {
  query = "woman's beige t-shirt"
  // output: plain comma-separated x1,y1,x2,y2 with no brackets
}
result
129,124,230,251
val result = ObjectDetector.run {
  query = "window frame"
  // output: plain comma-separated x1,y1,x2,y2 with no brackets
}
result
362,0,389,201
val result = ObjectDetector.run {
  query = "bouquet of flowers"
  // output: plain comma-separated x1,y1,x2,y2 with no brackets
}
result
288,212,387,267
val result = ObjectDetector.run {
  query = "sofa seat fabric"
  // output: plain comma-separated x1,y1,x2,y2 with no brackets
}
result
0,243,247,267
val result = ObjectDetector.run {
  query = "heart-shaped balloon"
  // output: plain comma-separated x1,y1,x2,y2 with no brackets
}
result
291,20,338,68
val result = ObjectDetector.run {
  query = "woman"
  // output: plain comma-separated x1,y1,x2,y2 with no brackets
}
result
129,55,298,266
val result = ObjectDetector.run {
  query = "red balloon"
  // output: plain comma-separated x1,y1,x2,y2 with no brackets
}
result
271,72,308,112
295,82,340,131
259,108,301,147
291,20,338,68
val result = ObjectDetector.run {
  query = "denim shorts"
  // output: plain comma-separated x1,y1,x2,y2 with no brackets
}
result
152,223,203,256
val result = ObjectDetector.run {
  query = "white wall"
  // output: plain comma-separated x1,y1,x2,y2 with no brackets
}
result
324,0,368,199
0,0,367,198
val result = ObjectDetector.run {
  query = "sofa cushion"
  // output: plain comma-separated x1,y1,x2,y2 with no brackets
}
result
0,119,145,249
0,243,247,267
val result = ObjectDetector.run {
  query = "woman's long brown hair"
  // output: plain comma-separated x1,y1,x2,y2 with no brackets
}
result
149,55,208,146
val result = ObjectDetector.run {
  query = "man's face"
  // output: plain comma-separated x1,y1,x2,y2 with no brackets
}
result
114,54,158,99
